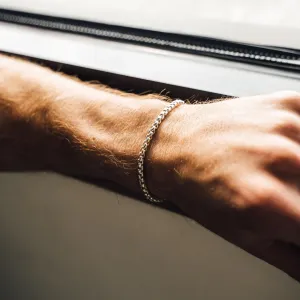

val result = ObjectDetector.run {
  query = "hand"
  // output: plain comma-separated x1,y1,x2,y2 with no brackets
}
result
2,54,300,281
147,91,300,281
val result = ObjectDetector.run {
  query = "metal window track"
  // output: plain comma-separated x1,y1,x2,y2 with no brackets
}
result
0,8,300,72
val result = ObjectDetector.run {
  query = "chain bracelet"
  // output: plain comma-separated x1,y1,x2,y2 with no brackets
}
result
137,99,184,203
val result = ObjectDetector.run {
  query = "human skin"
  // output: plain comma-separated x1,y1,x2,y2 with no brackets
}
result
1,54,300,281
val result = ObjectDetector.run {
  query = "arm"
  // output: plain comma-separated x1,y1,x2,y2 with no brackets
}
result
1,54,300,281
0,54,166,192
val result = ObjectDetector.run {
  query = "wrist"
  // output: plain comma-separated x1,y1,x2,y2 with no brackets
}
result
144,102,188,203
50,91,168,192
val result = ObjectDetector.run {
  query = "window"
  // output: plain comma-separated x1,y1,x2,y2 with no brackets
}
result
0,0,299,49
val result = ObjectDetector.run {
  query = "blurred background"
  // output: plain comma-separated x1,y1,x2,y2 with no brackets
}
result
0,0,299,48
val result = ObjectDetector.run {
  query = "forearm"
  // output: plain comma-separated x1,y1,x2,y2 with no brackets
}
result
0,54,168,192
4,54,300,282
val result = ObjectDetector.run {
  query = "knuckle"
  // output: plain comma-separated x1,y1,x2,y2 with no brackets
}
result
260,136,300,167
254,184,279,206
235,174,279,210
271,112,300,133
274,90,300,101
234,176,288,233
271,146,298,164
241,179,280,211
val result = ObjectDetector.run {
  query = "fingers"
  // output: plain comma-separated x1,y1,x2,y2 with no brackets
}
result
235,172,300,247
272,176,300,247
270,91,300,114
256,92,300,144
229,173,300,282
262,181,300,249
252,91,300,116
257,135,300,175
253,240,300,282
267,110,300,144
241,92,300,158
269,139,300,175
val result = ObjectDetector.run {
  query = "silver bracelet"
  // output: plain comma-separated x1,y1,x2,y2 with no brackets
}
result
137,99,185,203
